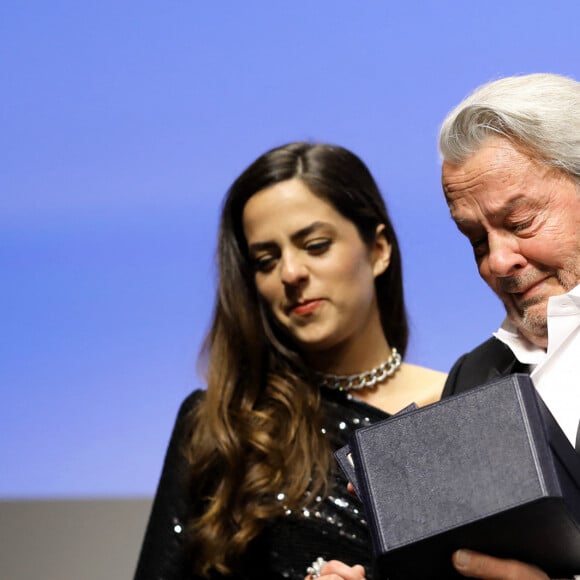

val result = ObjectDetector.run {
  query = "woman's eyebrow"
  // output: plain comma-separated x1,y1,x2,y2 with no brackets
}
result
290,221,331,242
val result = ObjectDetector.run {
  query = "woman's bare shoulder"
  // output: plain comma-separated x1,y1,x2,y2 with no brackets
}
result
399,363,447,407
402,363,447,382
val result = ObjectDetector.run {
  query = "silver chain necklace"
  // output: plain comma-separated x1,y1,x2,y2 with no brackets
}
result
316,348,402,391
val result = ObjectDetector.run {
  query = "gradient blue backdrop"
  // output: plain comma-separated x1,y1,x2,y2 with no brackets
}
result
2,0,579,498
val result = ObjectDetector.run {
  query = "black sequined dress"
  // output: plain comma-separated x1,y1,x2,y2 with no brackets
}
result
134,388,389,580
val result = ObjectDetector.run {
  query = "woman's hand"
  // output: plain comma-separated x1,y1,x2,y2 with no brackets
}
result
452,549,551,580
304,559,365,580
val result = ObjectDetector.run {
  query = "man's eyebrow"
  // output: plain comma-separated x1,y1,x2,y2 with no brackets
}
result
248,221,331,252
449,194,529,226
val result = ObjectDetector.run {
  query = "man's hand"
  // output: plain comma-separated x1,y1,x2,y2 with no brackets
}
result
452,549,550,580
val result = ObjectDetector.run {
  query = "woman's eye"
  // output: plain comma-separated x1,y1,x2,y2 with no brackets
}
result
253,255,277,272
305,239,331,254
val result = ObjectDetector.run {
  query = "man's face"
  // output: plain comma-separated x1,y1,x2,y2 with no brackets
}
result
442,137,580,348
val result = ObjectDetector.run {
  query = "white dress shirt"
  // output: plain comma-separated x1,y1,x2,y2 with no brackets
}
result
493,284,580,447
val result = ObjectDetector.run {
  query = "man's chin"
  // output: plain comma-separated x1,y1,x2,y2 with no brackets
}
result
508,306,548,347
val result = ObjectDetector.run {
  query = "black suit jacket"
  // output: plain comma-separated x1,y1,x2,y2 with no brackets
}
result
443,337,530,397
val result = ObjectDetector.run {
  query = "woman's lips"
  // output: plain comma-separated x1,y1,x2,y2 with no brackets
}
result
290,299,323,316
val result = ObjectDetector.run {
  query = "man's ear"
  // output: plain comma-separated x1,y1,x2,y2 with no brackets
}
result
372,224,392,277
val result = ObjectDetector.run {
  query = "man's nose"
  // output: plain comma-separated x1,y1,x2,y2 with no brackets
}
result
486,232,527,277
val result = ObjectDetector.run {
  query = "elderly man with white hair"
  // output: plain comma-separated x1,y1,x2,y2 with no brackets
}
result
305,72,580,580
440,72,580,579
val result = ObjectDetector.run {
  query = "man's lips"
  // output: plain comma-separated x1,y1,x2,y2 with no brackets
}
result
504,276,549,303
287,299,324,316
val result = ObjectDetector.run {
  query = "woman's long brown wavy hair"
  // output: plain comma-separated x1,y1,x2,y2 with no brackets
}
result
185,142,409,576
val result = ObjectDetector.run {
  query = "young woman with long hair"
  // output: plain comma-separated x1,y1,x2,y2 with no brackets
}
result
134,142,446,580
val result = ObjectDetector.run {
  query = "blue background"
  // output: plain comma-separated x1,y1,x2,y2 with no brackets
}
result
2,0,579,498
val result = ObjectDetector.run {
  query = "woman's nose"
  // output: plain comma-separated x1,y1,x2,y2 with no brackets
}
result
279,252,308,286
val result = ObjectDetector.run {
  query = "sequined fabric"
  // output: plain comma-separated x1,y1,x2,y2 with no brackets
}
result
263,389,389,579
134,389,388,580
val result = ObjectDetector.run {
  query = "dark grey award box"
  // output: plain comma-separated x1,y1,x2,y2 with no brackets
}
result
336,374,580,579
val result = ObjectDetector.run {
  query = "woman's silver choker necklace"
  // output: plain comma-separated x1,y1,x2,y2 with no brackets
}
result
316,348,402,391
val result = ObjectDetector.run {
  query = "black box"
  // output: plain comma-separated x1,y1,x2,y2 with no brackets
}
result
339,374,580,579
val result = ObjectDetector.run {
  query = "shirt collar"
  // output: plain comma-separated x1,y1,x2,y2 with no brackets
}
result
493,283,580,365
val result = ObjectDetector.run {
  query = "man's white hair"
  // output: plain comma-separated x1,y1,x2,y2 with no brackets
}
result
439,73,580,183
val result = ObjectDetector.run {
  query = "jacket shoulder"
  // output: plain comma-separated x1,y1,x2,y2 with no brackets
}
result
442,337,521,397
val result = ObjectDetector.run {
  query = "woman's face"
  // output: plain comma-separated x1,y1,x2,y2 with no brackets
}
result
242,178,391,356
